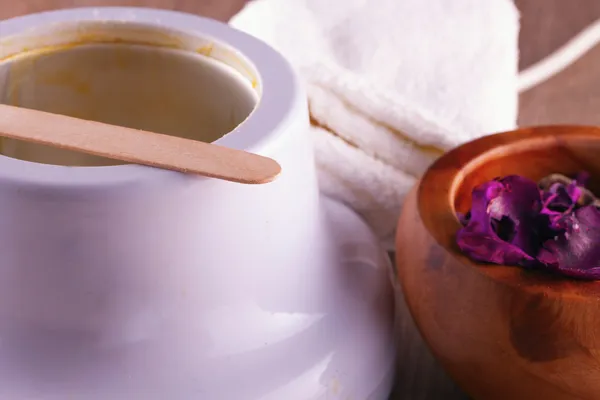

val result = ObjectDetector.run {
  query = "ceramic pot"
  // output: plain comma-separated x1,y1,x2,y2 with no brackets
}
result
0,8,396,399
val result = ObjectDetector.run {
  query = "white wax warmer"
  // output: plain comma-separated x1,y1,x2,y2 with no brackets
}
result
0,8,396,400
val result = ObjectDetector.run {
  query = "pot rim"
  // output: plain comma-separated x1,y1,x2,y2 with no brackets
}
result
0,7,301,189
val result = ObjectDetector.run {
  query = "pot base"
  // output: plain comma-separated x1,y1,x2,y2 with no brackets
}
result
0,197,396,400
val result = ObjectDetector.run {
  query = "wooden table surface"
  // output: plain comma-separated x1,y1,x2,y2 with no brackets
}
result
2,1,600,399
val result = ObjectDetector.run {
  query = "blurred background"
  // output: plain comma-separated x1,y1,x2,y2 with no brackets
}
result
2,0,597,129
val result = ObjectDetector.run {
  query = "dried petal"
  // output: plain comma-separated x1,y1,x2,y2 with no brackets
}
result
456,171,600,280
456,176,540,266
538,206,600,280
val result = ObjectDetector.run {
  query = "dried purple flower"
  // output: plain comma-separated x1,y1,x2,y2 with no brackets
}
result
456,172,600,280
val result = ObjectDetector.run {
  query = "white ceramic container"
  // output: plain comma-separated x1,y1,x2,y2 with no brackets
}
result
0,8,396,399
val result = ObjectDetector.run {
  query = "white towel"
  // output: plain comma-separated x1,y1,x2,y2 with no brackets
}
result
231,0,520,247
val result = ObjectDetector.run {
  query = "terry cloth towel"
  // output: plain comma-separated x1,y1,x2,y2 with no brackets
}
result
231,0,520,247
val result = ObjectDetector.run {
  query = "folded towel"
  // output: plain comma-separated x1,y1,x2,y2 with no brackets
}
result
231,0,520,247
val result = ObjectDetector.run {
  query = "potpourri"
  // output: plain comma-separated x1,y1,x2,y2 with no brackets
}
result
456,172,600,280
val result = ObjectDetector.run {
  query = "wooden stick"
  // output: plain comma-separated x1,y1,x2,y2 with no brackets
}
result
0,104,281,184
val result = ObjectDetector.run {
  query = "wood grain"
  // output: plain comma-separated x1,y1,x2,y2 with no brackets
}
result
0,0,247,22
516,0,600,129
396,126,600,400
515,0,600,70
519,43,600,128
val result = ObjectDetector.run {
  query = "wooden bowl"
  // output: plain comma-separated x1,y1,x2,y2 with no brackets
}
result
395,125,600,400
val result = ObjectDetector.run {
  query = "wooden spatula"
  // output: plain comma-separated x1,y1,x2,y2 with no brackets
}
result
0,104,281,184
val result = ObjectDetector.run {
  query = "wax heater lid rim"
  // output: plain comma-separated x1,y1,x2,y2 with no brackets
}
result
0,7,303,189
